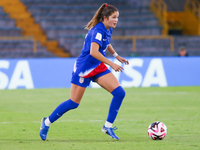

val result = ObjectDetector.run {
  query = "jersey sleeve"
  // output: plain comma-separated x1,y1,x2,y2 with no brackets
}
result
91,29,104,47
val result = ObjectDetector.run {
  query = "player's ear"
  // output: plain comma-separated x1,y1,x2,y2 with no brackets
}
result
103,16,108,21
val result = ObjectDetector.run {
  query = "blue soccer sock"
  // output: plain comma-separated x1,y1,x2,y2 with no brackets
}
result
48,99,79,123
106,86,126,124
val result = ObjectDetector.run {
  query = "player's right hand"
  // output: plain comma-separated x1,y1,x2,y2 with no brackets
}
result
111,63,124,72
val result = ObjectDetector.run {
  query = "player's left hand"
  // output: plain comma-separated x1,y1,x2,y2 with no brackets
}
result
116,55,129,65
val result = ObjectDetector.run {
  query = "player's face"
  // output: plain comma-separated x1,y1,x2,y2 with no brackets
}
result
104,11,119,29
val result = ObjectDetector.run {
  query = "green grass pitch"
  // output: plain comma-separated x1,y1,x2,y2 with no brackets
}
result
0,87,200,150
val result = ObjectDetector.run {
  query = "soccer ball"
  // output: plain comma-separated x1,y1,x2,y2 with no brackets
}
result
148,121,167,140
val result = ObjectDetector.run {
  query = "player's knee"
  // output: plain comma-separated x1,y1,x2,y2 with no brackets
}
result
118,87,126,99
112,86,126,99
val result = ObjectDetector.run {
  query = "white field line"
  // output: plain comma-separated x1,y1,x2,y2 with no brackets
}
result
0,119,133,124
0,120,104,124
0,118,194,125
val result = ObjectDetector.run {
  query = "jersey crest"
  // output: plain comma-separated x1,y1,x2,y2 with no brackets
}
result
79,77,84,83
95,33,102,41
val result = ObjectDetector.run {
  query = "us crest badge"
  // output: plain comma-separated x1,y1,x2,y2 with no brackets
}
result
79,77,84,83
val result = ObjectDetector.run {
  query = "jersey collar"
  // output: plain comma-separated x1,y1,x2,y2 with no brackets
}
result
100,22,110,32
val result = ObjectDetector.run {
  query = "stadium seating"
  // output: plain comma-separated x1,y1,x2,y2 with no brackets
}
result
163,0,200,56
0,7,22,36
21,0,164,57
0,39,55,58
0,6,55,58
0,0,199,58
164,0,186,11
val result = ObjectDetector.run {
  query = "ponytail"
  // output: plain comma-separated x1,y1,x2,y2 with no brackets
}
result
85,3,118,30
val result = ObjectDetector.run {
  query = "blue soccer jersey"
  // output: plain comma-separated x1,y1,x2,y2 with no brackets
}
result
73,22,113,78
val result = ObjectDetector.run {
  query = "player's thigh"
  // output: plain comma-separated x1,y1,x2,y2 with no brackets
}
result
70,83,86,104
96,72,120,93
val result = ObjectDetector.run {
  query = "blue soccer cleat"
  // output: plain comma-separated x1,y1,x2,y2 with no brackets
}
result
39,117,49,141
101,125,119,140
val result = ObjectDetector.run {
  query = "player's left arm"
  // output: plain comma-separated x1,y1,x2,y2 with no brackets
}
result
107,44,129,65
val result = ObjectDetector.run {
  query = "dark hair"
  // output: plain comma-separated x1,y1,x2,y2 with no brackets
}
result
85,3,118,30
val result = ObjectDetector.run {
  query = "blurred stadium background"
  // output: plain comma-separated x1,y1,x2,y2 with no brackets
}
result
0,0,200,59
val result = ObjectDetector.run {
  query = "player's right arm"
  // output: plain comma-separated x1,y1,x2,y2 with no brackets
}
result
107,44,129,65
90,42,124,72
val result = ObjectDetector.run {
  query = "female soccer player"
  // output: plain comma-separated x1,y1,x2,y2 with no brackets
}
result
40,3,129,140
